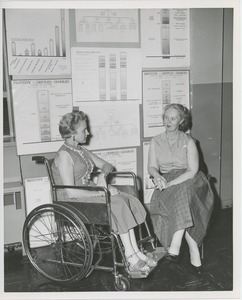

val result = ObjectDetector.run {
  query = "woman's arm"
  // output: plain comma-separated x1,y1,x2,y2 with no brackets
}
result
88,150,114,174
148,139,165,190
148,139,162,179
164,138,199,188
57,150,101,198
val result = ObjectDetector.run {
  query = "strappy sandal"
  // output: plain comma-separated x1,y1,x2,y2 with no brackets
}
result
126,253,150,272
136,250,158,267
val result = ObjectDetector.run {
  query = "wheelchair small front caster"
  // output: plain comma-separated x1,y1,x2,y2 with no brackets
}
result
114,274,130,291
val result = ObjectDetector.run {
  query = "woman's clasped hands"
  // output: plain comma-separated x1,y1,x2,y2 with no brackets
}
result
153,175,169,191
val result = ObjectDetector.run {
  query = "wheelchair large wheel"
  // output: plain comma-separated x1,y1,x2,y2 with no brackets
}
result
23,203,93,286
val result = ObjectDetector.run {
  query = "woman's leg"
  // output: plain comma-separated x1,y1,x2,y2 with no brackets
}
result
185,231,201,266
129,228,157,266
119,231,144,265
168,229,185,255
119,230,150,271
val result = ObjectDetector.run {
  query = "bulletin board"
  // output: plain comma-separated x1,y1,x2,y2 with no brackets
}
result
6,8,191,204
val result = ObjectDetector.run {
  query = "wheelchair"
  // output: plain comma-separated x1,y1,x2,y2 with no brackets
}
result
22,156,163,291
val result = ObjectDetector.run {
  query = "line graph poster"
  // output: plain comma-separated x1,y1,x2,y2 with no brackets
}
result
93,148,137,185
12,79,73,155
5,9,71,76
76,101,140,150
75,9,139,43
143,70,190,138
71,47,141,102
141,9,190,68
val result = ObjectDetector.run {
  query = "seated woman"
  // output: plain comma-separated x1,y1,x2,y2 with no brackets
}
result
148,103,214,274
51,110,157,273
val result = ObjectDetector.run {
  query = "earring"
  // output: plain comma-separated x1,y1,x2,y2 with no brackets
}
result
73,135,75,141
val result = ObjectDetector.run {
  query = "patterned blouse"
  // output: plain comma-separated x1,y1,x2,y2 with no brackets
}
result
51,142,113,187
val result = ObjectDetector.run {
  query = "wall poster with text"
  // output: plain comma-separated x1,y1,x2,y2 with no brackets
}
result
141,9,190,68
12,79,73,155
5,9,71,76
143,70,190,138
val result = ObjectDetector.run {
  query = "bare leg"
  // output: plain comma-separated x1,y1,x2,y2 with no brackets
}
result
185,231,201,266
129,228,147,260
168,229,185,255
119,230,150,271
120,231,137,257
129,228,157,266
128,228,140,253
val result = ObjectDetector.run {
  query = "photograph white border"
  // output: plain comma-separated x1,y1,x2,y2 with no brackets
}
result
0,1,240,300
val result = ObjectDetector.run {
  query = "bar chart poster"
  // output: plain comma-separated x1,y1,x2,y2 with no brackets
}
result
141,9,190,68
12,79,73,155
5,9,71,76
143,70,190,138
71,47,141,102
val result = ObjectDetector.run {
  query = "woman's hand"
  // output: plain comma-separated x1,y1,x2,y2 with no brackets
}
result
97,173,107,188
153,176,169,191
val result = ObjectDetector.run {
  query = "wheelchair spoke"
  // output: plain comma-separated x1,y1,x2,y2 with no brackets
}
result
23,204,93,284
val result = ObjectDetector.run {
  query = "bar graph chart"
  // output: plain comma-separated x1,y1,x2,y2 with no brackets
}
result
6,9,70,75
10,10,66,58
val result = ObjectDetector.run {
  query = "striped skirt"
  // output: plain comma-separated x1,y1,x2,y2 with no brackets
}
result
150,169,214,249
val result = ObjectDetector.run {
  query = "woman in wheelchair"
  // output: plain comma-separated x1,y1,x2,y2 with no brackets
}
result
148,103,214,274
51,111,157,273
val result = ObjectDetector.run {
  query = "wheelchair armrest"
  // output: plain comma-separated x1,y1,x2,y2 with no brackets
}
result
53,184,111,203
108,171,139,197
109,171,136,177
108,171,137,182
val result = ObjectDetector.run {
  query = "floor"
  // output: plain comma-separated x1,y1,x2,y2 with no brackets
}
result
4,207,233,293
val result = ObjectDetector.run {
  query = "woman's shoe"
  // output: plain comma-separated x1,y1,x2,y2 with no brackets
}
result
190,263,203,275
165,252,179,262
136,251,157,267
126,253,150,272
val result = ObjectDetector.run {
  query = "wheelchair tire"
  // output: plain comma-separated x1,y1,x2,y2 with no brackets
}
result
23,203,93,286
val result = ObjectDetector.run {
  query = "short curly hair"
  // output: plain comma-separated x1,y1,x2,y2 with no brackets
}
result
59,111,86,139
163,103,191,132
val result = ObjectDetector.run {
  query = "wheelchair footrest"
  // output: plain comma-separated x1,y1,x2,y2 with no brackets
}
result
152,247,167,261
138,236,155,244
128,270,150,279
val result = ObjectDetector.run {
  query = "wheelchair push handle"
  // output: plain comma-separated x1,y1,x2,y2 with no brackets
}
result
32,156,46,163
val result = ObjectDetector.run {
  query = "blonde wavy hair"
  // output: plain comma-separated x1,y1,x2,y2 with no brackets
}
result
59,111,86,139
